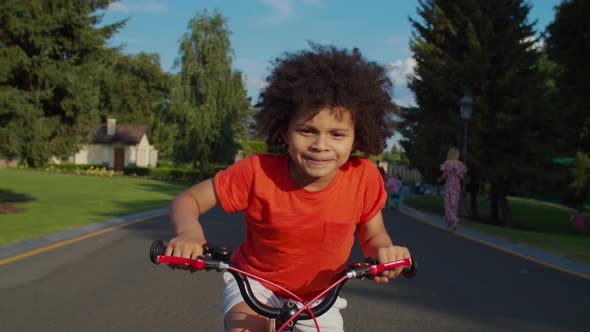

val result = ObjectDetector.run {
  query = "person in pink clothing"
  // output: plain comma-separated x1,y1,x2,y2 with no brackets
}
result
438,147,468,230
383,172,400,193
573,211,586,229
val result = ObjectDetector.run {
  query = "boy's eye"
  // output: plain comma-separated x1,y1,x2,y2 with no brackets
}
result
298,128,314,134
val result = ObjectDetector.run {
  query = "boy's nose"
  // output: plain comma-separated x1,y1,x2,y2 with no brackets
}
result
311,134,329,150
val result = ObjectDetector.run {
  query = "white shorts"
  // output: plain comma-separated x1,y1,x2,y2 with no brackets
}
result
222,272,348,332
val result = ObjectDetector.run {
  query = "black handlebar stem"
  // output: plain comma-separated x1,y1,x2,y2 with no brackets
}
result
227,268,284,318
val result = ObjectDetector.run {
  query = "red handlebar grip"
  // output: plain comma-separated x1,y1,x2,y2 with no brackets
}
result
369,258,412,275
156,256,206,270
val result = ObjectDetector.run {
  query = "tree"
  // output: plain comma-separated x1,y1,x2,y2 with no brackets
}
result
170,9,250,171
382,144,409,166
101,51,171,125
545,0,590,155
98,51,175,162
569,152,590,211
0,0,125,165
402,0,551,226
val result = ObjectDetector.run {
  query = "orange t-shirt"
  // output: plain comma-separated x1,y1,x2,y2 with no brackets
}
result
214,153,386,300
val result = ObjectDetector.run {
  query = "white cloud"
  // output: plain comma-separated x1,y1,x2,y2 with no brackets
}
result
300,0,326,5
107,0,168,14
260,0,295,23
387,57,416,87
259,0,323,24
384,57,417,107
246,76,268,101
523,35,544,51
108,2,129,12
235,58,269,101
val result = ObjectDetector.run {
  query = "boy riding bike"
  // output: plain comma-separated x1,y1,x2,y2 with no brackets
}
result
164,43,412,332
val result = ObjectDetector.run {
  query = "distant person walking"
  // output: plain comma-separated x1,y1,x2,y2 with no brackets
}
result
438,147,468,230
384,172,400,194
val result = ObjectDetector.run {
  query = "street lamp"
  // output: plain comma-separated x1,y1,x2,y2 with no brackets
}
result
458,95,473,217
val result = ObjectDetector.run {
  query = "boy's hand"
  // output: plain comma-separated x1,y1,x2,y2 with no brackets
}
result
164,231,207,271
373,245,411,283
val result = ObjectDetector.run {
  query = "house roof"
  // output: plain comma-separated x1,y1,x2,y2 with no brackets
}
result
91,124,154,145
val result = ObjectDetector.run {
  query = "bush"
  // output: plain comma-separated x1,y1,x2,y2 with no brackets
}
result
45,163,106,171
127,164,228,182
43,164,122,177
241,140,268,156
40,163,229,182
122,166,150,177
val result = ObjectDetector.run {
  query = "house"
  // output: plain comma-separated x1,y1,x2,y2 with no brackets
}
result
376,160,422,183
72,118,158,171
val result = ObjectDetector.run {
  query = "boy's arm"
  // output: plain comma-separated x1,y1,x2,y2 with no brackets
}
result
166,178,219,259
357,212,410,283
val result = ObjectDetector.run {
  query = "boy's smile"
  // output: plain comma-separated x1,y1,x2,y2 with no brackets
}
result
283,106,356,191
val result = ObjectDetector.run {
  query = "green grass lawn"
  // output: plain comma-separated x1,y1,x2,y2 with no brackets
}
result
0,168,189,246
2,168,590,268
404,194,590,265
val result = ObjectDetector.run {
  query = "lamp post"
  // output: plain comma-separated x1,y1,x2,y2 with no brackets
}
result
458,95,473,217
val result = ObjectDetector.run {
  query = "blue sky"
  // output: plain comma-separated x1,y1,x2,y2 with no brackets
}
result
102,0,561,147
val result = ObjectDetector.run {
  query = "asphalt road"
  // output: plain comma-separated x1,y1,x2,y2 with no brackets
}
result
1,207,589,331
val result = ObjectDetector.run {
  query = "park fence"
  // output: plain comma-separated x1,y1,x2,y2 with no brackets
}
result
389,165,422,183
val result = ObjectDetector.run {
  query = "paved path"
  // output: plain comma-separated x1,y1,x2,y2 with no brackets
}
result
400,206,590,280
2,205,589,280
1,207,589,331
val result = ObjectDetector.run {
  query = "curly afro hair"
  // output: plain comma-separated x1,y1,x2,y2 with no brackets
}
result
254,43,398,156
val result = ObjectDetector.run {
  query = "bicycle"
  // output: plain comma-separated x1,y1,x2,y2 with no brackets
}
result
149,240,417,332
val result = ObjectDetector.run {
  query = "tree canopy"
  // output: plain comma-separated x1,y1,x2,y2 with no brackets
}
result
545,0,590,154
169,9,250,169
0,0,125,165
0,2,252,169
401,0,552,225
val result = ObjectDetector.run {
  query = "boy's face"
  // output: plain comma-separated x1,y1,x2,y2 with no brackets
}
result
282,106,356,190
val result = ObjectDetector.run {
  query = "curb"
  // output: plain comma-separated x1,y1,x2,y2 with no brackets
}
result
401,206,590,280
0,208,168,263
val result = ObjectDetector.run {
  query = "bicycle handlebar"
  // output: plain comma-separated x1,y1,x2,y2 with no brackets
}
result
149,240,417,324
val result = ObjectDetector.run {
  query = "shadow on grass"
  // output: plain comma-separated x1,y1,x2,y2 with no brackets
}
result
94,198,173,220
132,180,190,196
0,189,36,203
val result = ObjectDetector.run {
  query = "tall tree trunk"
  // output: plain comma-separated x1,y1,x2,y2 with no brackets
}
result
491,182,513,227
199,162,205,181
499,194,513,228
490,185,500,225
468,172,480,219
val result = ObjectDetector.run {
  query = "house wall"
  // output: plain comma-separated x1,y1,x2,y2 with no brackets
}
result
74,144,113,167
376,160,422,183
134,135,158,167
73,134,158,168
135,136,148,167
0,159,18,168
389,164,422,183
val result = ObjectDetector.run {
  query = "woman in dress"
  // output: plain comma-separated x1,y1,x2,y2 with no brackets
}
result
438,147,468,230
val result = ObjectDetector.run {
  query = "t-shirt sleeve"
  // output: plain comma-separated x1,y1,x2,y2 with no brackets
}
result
359,161,388,223
214,155,255,212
